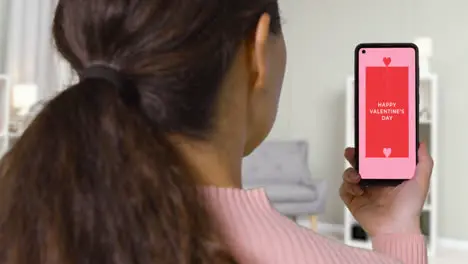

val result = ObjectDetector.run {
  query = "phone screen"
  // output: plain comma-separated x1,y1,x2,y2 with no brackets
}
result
357,47,417,180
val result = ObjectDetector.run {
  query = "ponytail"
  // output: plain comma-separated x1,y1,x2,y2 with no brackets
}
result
0,78,235,263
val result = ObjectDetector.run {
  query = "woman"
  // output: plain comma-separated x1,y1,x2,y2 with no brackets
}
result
0,0,432,263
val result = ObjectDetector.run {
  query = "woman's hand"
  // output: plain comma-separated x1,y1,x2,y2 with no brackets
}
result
339,143,433,237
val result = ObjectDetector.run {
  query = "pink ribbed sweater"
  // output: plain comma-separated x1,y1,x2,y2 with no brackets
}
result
203,187,427,264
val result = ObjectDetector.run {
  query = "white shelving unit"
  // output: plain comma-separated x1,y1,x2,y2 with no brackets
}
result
343,73,439,256
0,75,11,155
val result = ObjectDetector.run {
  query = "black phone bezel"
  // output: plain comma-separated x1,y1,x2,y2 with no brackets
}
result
354,42,419,187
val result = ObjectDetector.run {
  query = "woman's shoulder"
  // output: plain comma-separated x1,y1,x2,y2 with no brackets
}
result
201,187,401,264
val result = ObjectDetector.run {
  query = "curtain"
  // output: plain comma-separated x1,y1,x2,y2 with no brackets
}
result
1,0,73,100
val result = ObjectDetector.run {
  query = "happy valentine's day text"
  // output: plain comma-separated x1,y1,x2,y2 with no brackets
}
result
369,102,405,121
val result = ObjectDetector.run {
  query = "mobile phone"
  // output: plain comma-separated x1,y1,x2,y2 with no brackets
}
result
354,43,419,186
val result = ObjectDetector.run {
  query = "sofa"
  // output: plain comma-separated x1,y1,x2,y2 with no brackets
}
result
242,140,327,230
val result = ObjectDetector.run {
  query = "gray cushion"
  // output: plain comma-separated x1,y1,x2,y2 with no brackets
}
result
242,141,310,184
274,201,326,216
263,184,317,203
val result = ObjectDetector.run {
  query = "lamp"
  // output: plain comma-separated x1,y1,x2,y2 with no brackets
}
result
12,83,38,116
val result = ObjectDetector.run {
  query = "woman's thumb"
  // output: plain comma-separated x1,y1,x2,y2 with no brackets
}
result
414,143,434,189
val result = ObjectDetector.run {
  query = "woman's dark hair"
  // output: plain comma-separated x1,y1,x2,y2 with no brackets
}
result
0,0,281,263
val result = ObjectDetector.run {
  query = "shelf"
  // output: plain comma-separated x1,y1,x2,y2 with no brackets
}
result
347,240,372,249
419,119,431,125
0,133,22,139
9,132,22,138
0,76,10,133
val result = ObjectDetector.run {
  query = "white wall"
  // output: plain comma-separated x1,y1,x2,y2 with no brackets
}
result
271,0,468,240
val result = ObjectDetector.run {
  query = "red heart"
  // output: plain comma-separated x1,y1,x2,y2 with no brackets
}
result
383,57,391,66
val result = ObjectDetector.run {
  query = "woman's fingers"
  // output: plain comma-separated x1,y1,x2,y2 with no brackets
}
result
339,182,364,204
344,147,356,168
413,142,434,191
343,167,360,183
340,168,364,205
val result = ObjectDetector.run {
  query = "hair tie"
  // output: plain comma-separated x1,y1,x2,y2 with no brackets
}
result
80,64,140,105
80,65,126,90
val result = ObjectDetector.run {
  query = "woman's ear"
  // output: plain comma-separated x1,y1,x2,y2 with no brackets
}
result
249,13,271,91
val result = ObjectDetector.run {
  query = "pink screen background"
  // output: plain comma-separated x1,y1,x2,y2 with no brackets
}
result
358,47,417,180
